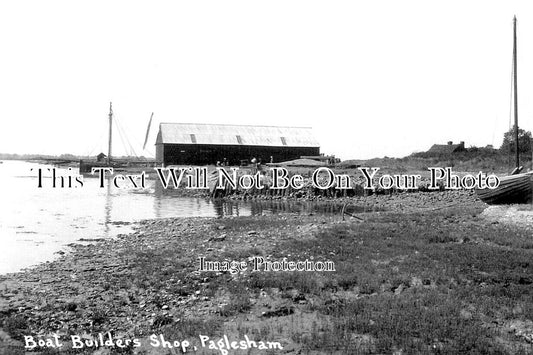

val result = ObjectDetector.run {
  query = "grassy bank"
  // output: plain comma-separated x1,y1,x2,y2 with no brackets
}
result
1,192,532,354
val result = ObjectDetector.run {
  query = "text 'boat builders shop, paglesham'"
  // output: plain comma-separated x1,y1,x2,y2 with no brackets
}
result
155,123,320,166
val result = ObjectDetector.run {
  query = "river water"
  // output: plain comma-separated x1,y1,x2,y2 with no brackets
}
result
0,160,359,274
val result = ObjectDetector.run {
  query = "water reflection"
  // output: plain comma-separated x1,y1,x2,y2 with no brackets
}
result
151,179,382,218
104,181,112,236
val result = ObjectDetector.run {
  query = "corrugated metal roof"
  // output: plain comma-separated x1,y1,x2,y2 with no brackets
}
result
156,123,320,147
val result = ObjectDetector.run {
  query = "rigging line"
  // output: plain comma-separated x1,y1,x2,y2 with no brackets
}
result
115,124,127,157
118,115,145,151
141,147,155,158
493,50,515,148
114,117,130,158
122,122,138,157
85,132,106,157
138,128,155,157
118,123,136,157
114,114,137,157
128,128,146,152
113,117,128,155
114,114,139,157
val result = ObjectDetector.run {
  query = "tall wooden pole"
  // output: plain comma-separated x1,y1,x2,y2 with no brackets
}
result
513,16,519,169
108,102,113,165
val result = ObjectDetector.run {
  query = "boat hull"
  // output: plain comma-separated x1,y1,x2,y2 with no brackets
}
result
79,159,155,174
475,172,533,204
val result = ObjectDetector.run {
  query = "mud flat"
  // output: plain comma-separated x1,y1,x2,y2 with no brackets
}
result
1,191,533,354
482,205,533,231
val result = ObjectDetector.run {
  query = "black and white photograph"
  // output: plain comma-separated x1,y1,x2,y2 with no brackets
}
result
1,1,533,354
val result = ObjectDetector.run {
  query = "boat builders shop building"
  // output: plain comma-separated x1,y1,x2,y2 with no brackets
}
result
155,123,320,166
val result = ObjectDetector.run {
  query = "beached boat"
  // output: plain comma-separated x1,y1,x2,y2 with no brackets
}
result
476,172,533,204
476,16,533,204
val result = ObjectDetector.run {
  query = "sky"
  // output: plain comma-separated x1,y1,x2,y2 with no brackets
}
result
1,1,533,160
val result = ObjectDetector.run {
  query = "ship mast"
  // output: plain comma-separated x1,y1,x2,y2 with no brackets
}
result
108,102,113,165
513,16,519,169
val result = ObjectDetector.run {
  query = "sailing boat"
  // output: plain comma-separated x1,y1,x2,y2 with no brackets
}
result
475,16,533,204
79,102,115,173
79,103,155,173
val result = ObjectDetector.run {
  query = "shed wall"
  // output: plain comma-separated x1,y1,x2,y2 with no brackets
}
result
159,144,319,166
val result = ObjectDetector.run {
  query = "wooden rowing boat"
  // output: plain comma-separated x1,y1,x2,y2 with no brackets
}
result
476,172,533,204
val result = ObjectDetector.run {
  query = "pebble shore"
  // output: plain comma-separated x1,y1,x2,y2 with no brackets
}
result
2,190,532,354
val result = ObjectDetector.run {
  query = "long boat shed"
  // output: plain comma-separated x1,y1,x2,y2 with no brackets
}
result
155,123,320,166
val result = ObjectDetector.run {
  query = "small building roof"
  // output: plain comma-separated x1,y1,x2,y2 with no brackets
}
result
156,123,320,147
427,143,464,154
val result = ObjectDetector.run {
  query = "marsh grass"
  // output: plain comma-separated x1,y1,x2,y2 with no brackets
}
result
3,203,533,354
160,317,222,339
247,271,322,295
1,314,27,340
218,295,252,317
88,208,533,352
237,208,533,353
193,207,533,353
312,289,502,353
217,283,252,317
